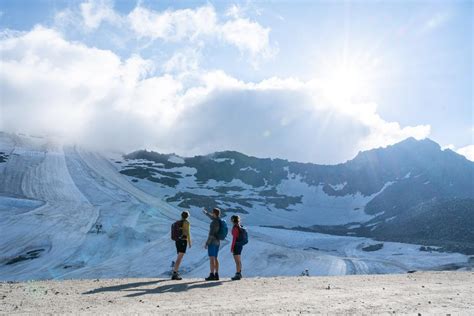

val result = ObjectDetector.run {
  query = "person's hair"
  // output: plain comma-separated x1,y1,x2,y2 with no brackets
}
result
212,208,221,217
231,215,240,224
181,210,189,220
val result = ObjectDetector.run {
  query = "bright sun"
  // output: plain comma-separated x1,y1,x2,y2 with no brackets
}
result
319,60,375,106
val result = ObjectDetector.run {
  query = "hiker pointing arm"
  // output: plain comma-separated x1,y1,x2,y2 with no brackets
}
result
202,208,214,220
203,208,222,281
203,211,219,248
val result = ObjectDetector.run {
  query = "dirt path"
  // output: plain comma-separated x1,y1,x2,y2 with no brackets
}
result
1,271,473,314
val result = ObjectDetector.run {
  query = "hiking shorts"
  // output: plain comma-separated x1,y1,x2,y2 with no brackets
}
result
233,244,243,256
175,239,187,254
207,244,219,257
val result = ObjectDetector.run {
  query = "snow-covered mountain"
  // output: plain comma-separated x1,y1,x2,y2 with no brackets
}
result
0,132,471,281
118,137,474,252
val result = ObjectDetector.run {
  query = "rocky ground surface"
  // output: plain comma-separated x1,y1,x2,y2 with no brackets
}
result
1,271,473,314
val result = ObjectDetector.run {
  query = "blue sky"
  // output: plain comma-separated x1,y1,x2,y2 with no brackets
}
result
0,0,472,163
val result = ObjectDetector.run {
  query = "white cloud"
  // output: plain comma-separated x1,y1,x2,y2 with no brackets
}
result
54,8,79,30
52,2,275,67
225,4,242,19
442,142,474,162
442,144,456,150
126,4,274,63
80,0,120,30
0,27,432,163
220,17,274,59
163,49,200,74
127,5,216,42
456,145,474,162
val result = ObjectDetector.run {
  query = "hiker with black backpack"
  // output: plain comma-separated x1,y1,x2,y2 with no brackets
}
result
202,207,227,281
170,211,192,280
230,215,248,280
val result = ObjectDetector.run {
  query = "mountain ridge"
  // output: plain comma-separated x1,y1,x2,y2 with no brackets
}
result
0,132,471,281
119,137,474,253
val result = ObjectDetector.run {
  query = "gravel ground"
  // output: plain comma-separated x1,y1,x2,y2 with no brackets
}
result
1,271,473,315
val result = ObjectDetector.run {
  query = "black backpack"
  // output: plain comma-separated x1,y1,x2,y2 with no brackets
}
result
237,225,248,245
171,220,183,241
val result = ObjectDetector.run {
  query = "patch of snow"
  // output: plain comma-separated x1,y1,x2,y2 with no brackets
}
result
206,179,255,191
365,222,379,227
250,175,395,226
162,166,197,176
329,182,347,191
168,155,185,164
348,224,361,229
239,166,260,173
214,158,235,165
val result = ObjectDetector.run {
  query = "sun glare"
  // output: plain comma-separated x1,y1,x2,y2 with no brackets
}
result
319,59,376,107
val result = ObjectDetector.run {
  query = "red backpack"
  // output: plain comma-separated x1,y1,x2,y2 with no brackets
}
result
171,220,184,241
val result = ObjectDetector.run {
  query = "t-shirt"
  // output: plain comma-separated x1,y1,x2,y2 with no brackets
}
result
182,220,192,246
231,225,240,251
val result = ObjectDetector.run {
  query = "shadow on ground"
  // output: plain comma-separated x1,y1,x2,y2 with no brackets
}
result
83,279,229,297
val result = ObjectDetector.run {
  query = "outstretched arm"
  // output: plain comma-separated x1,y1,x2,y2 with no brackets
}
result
202,208,214,220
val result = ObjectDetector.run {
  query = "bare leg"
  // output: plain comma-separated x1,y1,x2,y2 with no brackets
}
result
209,257,215,274
215,257,219,274
233,255,241,273
173,252,184,272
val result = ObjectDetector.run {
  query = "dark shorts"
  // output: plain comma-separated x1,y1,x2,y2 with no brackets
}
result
233,244,243,256
175,239,187,254
208,244,219,257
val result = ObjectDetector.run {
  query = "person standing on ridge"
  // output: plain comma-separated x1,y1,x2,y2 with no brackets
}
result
171,211,192,280
203,208,223,281
230,215,247,280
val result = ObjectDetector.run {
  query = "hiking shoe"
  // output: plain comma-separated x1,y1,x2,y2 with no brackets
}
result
171,272,182,280
214,272,219,281
231,273,242,281
205,273,215,281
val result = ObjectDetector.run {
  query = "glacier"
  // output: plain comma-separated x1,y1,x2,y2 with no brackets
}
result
0,133,468,281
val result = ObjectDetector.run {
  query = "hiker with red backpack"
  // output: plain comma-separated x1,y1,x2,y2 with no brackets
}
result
202,207,227,281
170,211,192,280
230,215,248,280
